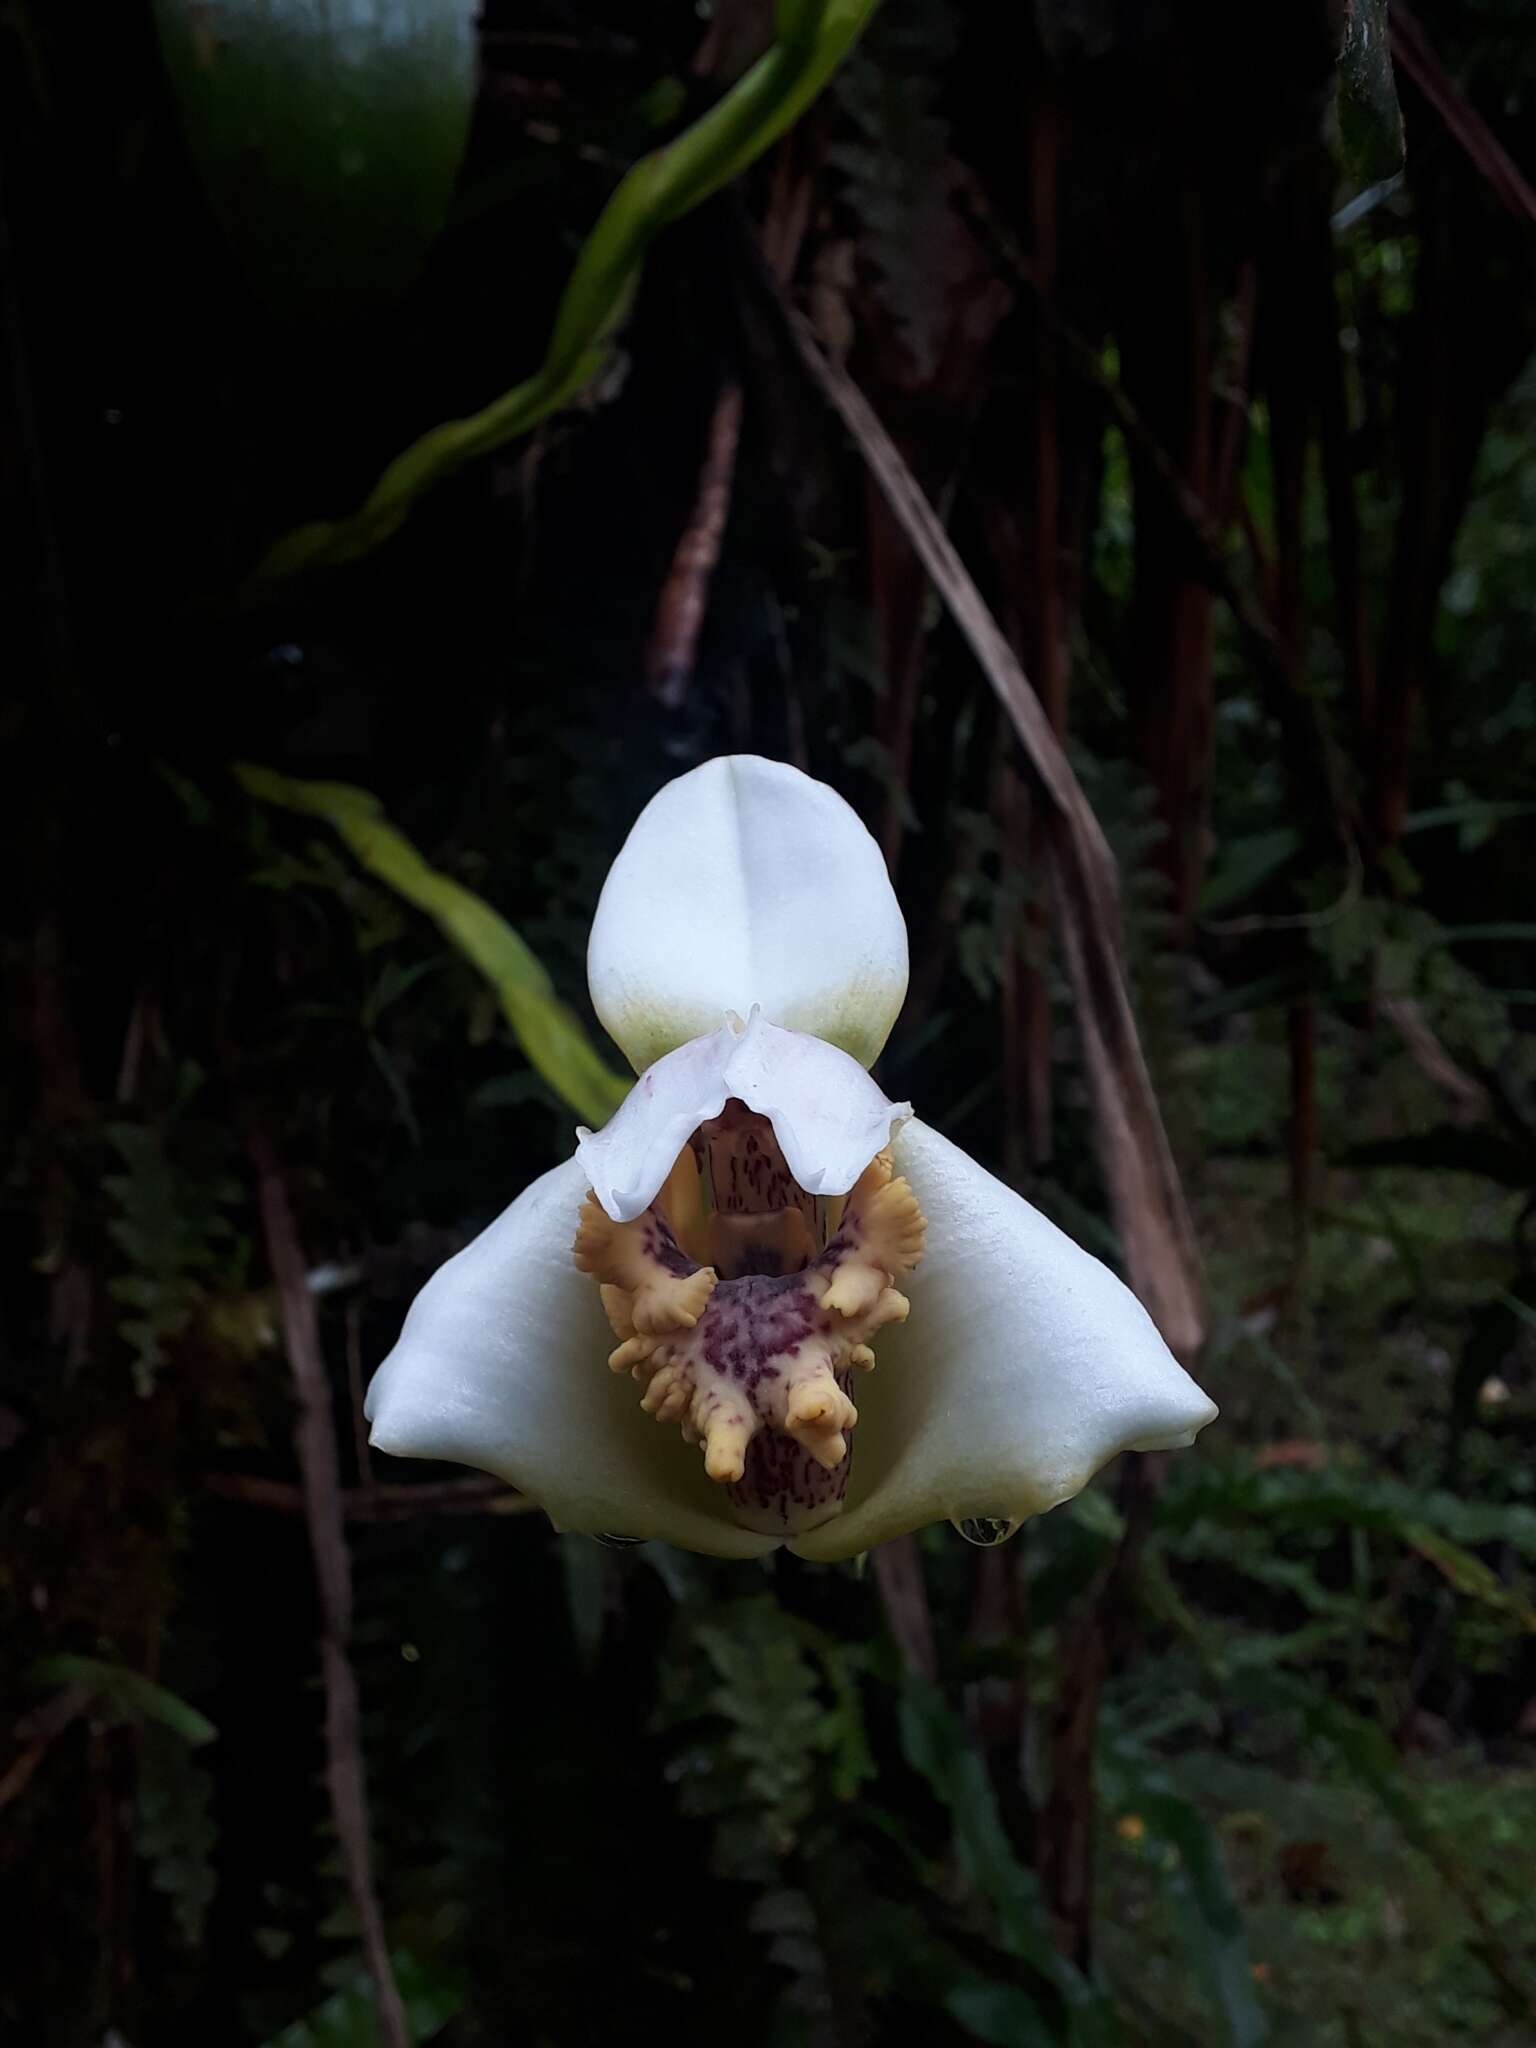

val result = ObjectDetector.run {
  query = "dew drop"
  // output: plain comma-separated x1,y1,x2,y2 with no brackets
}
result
951,1515,1022,1548
593,1532,645,1550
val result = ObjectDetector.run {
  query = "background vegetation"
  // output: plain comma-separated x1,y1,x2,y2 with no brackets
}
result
4,2,1535,2042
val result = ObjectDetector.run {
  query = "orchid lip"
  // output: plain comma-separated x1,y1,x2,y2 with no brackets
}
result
573,1105,926,1537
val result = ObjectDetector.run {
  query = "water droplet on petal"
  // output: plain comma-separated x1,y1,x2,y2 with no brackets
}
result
593,1532,645,1550
952,1515,1022,1548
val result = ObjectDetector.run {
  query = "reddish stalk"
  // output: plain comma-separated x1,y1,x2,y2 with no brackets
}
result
646,379,745,708
248,1129,411,2048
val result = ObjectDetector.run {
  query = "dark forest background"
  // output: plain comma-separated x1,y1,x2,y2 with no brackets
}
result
4,2,1536,2043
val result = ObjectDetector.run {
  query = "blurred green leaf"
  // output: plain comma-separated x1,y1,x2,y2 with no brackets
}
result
136,1723,219,1943
945,1976,1062,2047
1403,798,1536,845
1199,827,1304,917
234,764,630,1126
899,1678,1119,2045
1101,1739,1270,2048
1440,923,1536,945
260,1949,461,2046
1161,1462,1536,1564
1259,1679,1536,2026
686,1598,860,1852
30,1655,217,1747
1401,1524,1536,1634
239,0,882,591
1446,1285,1533,1480
153,0,476,323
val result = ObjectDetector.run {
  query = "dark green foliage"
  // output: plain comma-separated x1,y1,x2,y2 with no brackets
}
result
153,0,478,323
103,1073,246,1395
6,2,1536,2045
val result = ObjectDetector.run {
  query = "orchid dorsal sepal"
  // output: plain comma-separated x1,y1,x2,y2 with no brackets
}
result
587,756,909,1074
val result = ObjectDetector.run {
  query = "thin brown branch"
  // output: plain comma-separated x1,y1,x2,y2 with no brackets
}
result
778,304,1206,1359
960,190,1362,868
1287,975,1318,1294
965,1541,1029,1782
206,1472,535,1521
1020,86,1064,1162
870,1534,938,1681
1392,7,1536,227
995,741,1032,1182
646,378,745,707
1120,155,1218,932
248,1130,411,2048
1381,995,1493,1125
1039,1453,1161,1966
1212,259,1258,528
0,1683,92,1815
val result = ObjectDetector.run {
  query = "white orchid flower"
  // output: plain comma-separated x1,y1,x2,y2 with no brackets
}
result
365,755,1216,1560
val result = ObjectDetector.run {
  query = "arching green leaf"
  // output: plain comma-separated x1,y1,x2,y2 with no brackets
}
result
235,764,630,1127
154,0,477,322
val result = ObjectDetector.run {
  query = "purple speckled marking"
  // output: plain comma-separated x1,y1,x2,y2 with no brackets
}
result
727,1371,856,1526
680,1261,860,1528
642,1212,694,1278
699,1272,817,1393
697,1102,815,1225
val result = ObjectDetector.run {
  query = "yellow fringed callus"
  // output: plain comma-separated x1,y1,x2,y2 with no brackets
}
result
571,1141,926,1506
820,1149,925,1321
573,1190,718,1337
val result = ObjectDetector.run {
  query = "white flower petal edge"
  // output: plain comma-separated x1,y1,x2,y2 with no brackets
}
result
364,1156,779,1559
575,1026,734,1222
790,1119,1218,1563
576,1011,911,1223
587,754,909,1075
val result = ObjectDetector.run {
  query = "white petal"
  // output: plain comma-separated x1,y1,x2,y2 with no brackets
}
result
587,755,908,1074
790,1118,1218,1562
574,1013,910,1223
365,1156,779,1558
724,1012,910,1199
575,1025,735,1221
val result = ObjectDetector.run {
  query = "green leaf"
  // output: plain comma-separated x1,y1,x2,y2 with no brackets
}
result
1100,1739,1270,2048
1403,799,1536,846
945,1976,1062,2048
1445,1287,1531,1482
1241,1673,1449,1881
1250,1674,1536,2026
1400,1524,1536,1635
898,1678,1118,2045
1334,0,1404,198
136,1724,219,1943
234,764,630,1126
153,0,476,323
685,1597,860,1851
1198,827,1304,917
238,0,882,593
1161,1461,1536,1565
1440,923,1536,945
260,1949,461,2047
31,1654,217,1747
